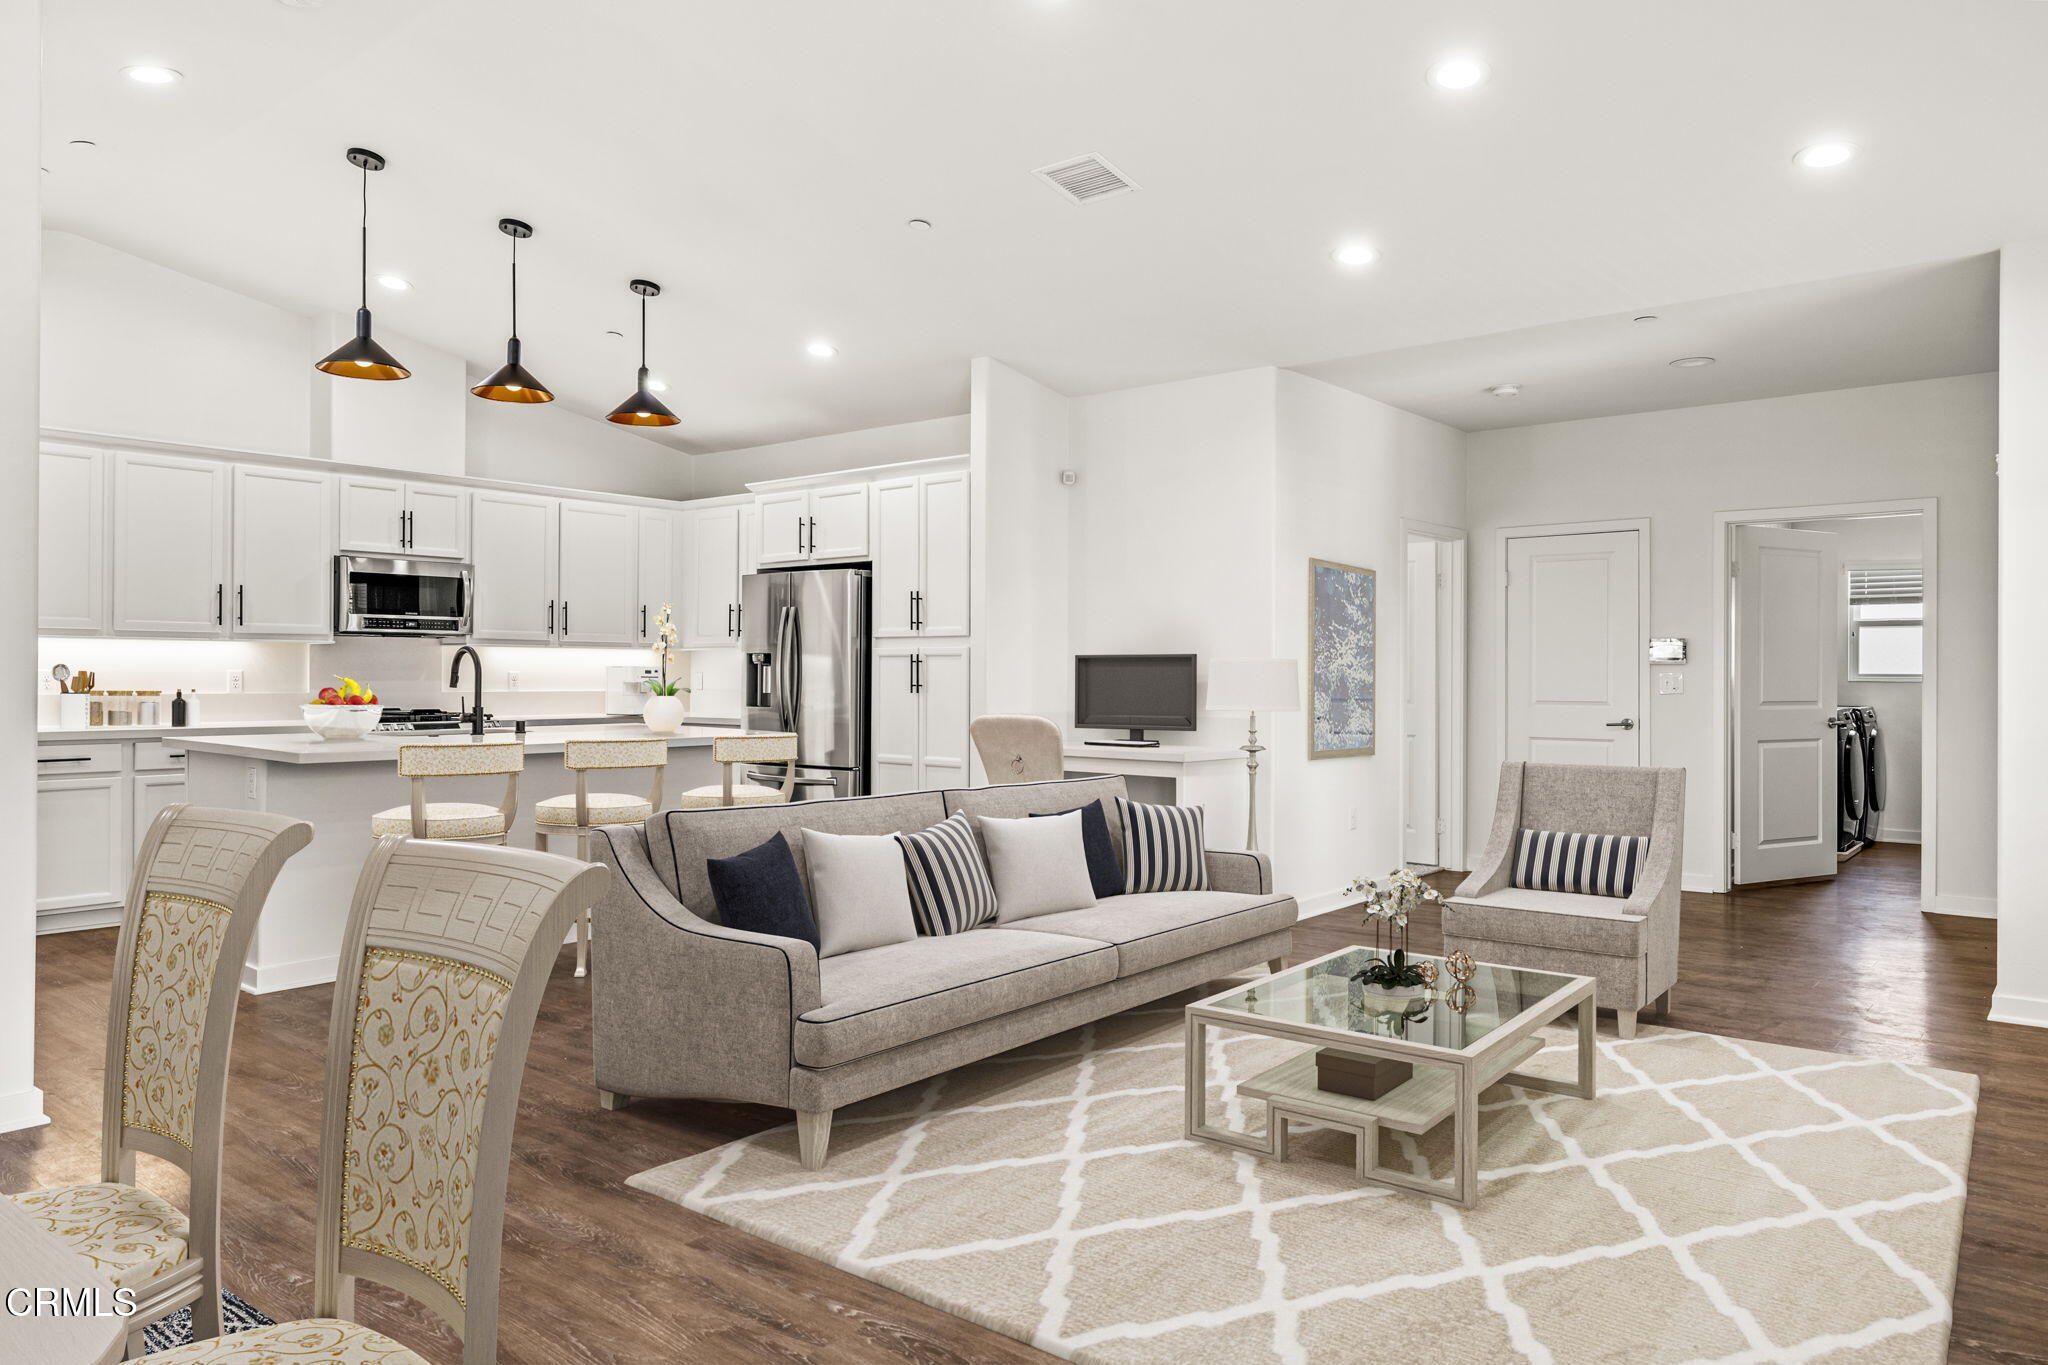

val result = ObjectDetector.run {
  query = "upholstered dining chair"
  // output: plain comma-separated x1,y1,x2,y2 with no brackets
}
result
6,805,312,1354
368,740,524,843
673,732,800,808
534,736,669,976
970,714,1064,783
140,836,608,1365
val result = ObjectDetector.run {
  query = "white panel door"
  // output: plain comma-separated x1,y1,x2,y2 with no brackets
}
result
232,465,334,638
336,476,406,554
1734,525,1841,884
132,773,187,853
404,483,469,558
637,510,677,644
39,446,106,634
557,500,640,645
870,477,920,638
917,470,972,637
111,452,230,637
470,491,559,643
37,776,130,912
756,490,809,566
683,505,743,647
871,650,921,794
1403,538,1439,864
916,647,973,790
1506,530,1640,765
808,483,870,560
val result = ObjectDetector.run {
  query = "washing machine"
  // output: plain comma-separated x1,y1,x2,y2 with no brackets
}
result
1855,708,1886,845
1836,707,1866,853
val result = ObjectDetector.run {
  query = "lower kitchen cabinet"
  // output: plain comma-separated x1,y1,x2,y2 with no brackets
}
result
132,772,188,851
871,645,971,794
37,774,131,915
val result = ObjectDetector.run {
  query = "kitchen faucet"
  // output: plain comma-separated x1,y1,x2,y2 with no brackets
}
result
449,646,486,737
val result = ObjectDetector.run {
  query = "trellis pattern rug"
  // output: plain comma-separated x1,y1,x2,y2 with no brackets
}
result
629,987,1977,1364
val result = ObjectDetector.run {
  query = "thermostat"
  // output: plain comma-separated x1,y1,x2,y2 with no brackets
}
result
1648,638,1687,663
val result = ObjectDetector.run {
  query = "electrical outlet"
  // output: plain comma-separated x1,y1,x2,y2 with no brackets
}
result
506,670,520,691
243,765,260,801
693,670,705,692
1657,671,1684,695
226,670,245,693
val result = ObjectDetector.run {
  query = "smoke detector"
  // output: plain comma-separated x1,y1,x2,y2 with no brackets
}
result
1033,153,1138,205
1485,384,1522,398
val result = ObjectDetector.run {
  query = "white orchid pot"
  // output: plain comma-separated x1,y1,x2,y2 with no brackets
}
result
643,693,684,734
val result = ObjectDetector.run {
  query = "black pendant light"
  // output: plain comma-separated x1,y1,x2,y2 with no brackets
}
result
315,147,410,381
471,219,553,403
605,279,679,427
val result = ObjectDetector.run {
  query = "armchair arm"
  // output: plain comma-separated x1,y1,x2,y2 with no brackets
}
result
589,825,821,1107
1205,848,1273,896
1455,761,1525,899
1622,769,1686,995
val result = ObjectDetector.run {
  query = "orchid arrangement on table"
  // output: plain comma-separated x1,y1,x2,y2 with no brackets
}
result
1347,869,1443,991
647,604,690,697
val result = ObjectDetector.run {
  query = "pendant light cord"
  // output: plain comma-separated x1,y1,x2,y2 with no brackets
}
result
639,291,648,371
358,162,369,312
510,234,519,341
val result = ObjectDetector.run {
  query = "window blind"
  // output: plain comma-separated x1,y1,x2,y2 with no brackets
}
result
1848,566,1923,606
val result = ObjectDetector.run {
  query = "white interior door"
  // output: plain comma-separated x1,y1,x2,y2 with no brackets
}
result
1734,525,1840,884
1403,538,1439,864
1506,530,1640,765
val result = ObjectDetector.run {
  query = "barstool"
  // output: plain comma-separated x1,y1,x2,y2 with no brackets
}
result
674,732,802,808
368,740,524,843
534,737,668,977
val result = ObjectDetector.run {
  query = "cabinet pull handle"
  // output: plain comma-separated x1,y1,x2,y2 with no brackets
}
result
401,509,409,548
547,600,555,634
215,583,223,625
726,604,734,636
236,585,244,625
642,604,648,637
562,600,570,635
807,516,817,555
911,654,921,693
911,590,922,631
38,756,89,763
736,603,744,635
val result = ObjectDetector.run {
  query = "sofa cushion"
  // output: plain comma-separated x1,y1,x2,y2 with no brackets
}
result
1029,800,1123,899
944,776,1130,869
705,832,818,950
805,829,919,957
1115,797,1209,893
896,812,998,936
984,811,1097,922
1013,890,1297,977
796,928,1117,1067
1443,888,1647,957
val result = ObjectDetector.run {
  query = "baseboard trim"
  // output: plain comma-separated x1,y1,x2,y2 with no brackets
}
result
1988,989,2048,1028
241,954,338,995
36,905,123,935
0,1086,50,1135
1924,894,1996,920
1296,889,1351,920
1878,828,1922,845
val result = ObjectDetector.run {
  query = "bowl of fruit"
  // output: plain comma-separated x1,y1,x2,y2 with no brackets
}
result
302,677,382,741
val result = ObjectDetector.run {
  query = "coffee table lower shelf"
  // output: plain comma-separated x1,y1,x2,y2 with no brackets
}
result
1239,1034,1545,1135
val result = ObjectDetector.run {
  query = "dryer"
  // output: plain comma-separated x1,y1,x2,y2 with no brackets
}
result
1836,706,1867,853
1855,708,1886,845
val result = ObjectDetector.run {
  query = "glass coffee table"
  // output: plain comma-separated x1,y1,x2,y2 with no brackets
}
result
1185,946,1596,1207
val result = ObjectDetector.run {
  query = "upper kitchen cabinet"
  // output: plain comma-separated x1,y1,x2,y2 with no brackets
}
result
637,509,678,645
871,468,970,638
38,444,107,635
231,465,334,638
336,476,468,558
557,499,640,645
470,489,559,643
682,501,745,647
756,482,869,565
110,451,231,638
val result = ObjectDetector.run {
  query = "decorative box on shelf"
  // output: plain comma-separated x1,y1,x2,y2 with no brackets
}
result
1314,1048,1413,1101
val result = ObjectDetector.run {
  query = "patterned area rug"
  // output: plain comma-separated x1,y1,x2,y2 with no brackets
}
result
629,984,1978,1364
142,1292,274,1353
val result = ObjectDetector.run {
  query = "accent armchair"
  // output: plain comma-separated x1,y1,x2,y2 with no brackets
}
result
1445,761,1685,1038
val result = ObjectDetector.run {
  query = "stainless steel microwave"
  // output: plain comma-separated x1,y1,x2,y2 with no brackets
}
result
333,555,473,637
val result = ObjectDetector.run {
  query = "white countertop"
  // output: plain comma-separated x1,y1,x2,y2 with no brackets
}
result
37,712,741,743
181,723,746,765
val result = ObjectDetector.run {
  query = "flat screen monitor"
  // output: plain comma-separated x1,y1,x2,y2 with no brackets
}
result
1074,654,1197,743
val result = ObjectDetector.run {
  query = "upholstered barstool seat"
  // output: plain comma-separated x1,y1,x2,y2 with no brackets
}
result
145,1318,430,1364
674,782,787,808
369,801,509,839
536,791,652,826
8,1181,190,1292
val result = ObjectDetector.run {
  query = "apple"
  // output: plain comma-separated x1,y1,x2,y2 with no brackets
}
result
318,687,340,703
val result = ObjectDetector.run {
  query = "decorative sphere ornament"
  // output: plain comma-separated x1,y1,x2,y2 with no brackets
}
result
1445,950,1476,983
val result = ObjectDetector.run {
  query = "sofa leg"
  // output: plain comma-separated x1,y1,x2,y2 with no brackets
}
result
1269,956,1288,974
796,1109,833,1170
1616,1008,1639,1040
1655,988,1673,1018
598,1088,631,1111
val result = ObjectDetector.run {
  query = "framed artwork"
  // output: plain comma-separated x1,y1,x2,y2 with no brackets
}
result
1309,557,1375,758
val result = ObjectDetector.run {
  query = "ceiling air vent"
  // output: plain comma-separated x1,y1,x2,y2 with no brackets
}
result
1033,153,1138,205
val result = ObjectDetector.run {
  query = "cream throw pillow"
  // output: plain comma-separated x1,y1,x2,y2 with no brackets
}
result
982,810,1099,922
802,828,918,957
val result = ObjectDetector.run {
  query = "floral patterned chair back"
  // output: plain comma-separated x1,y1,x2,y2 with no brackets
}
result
310,835,608,1363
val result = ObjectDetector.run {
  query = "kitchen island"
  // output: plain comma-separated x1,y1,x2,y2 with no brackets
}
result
183,723,737,993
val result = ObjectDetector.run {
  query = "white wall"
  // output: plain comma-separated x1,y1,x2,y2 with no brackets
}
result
3,3,45,1133
1466,374,1997,908
690,413,969,497
310,313,466,476
973,359,1073,738
465,373,690,498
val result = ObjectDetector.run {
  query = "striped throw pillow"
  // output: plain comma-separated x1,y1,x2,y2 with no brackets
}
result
1115,797,1209,894
1512,829,1648,899
895,813,998,935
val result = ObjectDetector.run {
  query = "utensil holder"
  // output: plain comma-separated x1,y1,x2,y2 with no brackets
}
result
57,695,89,728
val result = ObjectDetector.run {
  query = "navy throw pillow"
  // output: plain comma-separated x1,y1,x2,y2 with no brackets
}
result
1030,800,1122,900
705,832,819,950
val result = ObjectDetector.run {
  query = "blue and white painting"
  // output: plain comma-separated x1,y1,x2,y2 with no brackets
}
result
1310,558,1375,757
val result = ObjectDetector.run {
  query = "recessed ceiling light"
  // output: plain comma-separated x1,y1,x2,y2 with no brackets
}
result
906,218,933,231
806,340,839,359
1427,57,1490,91
1794,141,1857,170
1669,355,1717,368
375,274,410,291
1331,241,1379,268
121,65,182,85
647,377,669,392
1485,383,1522,398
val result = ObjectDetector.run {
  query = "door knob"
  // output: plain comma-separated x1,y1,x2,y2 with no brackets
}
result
1604,718,1636,730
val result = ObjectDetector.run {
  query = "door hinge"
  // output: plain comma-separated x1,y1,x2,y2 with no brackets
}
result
1435,818,1446,835
1728,829,1738,849
1729,560,1739,578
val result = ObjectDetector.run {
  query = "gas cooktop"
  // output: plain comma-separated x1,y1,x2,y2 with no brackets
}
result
370,708,498,733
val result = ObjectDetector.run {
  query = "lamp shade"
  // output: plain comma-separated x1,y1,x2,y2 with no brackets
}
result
1205,658,1300,713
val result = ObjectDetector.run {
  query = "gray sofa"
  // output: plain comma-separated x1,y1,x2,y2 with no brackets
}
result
588,775,1297,1167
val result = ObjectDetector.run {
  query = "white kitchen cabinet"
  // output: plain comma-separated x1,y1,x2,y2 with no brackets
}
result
132,773,188,853
37,774,131,913
637,509,678,644
232,465,334,639
39,445,107,635
871,645,971,793
557,499,640,645
871,470,970,638
337,477,468,558
111,452,231,638
683,503,745,647
756,483,870,565
471,490,560,643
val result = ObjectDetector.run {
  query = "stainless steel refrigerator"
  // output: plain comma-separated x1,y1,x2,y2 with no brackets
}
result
741,567,870,798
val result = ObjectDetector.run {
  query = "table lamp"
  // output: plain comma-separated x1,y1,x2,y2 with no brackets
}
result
1205,658,1300,852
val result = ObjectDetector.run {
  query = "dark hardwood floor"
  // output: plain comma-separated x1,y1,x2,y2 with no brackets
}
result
5,843,2041,1364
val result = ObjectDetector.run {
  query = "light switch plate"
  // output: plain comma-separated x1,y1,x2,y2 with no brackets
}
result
1657,671,1684,695
506,671,520,691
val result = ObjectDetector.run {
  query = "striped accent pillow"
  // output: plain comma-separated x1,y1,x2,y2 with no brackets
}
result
1512,828,1648,899
895,813,998,935
1115,797,1209,894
